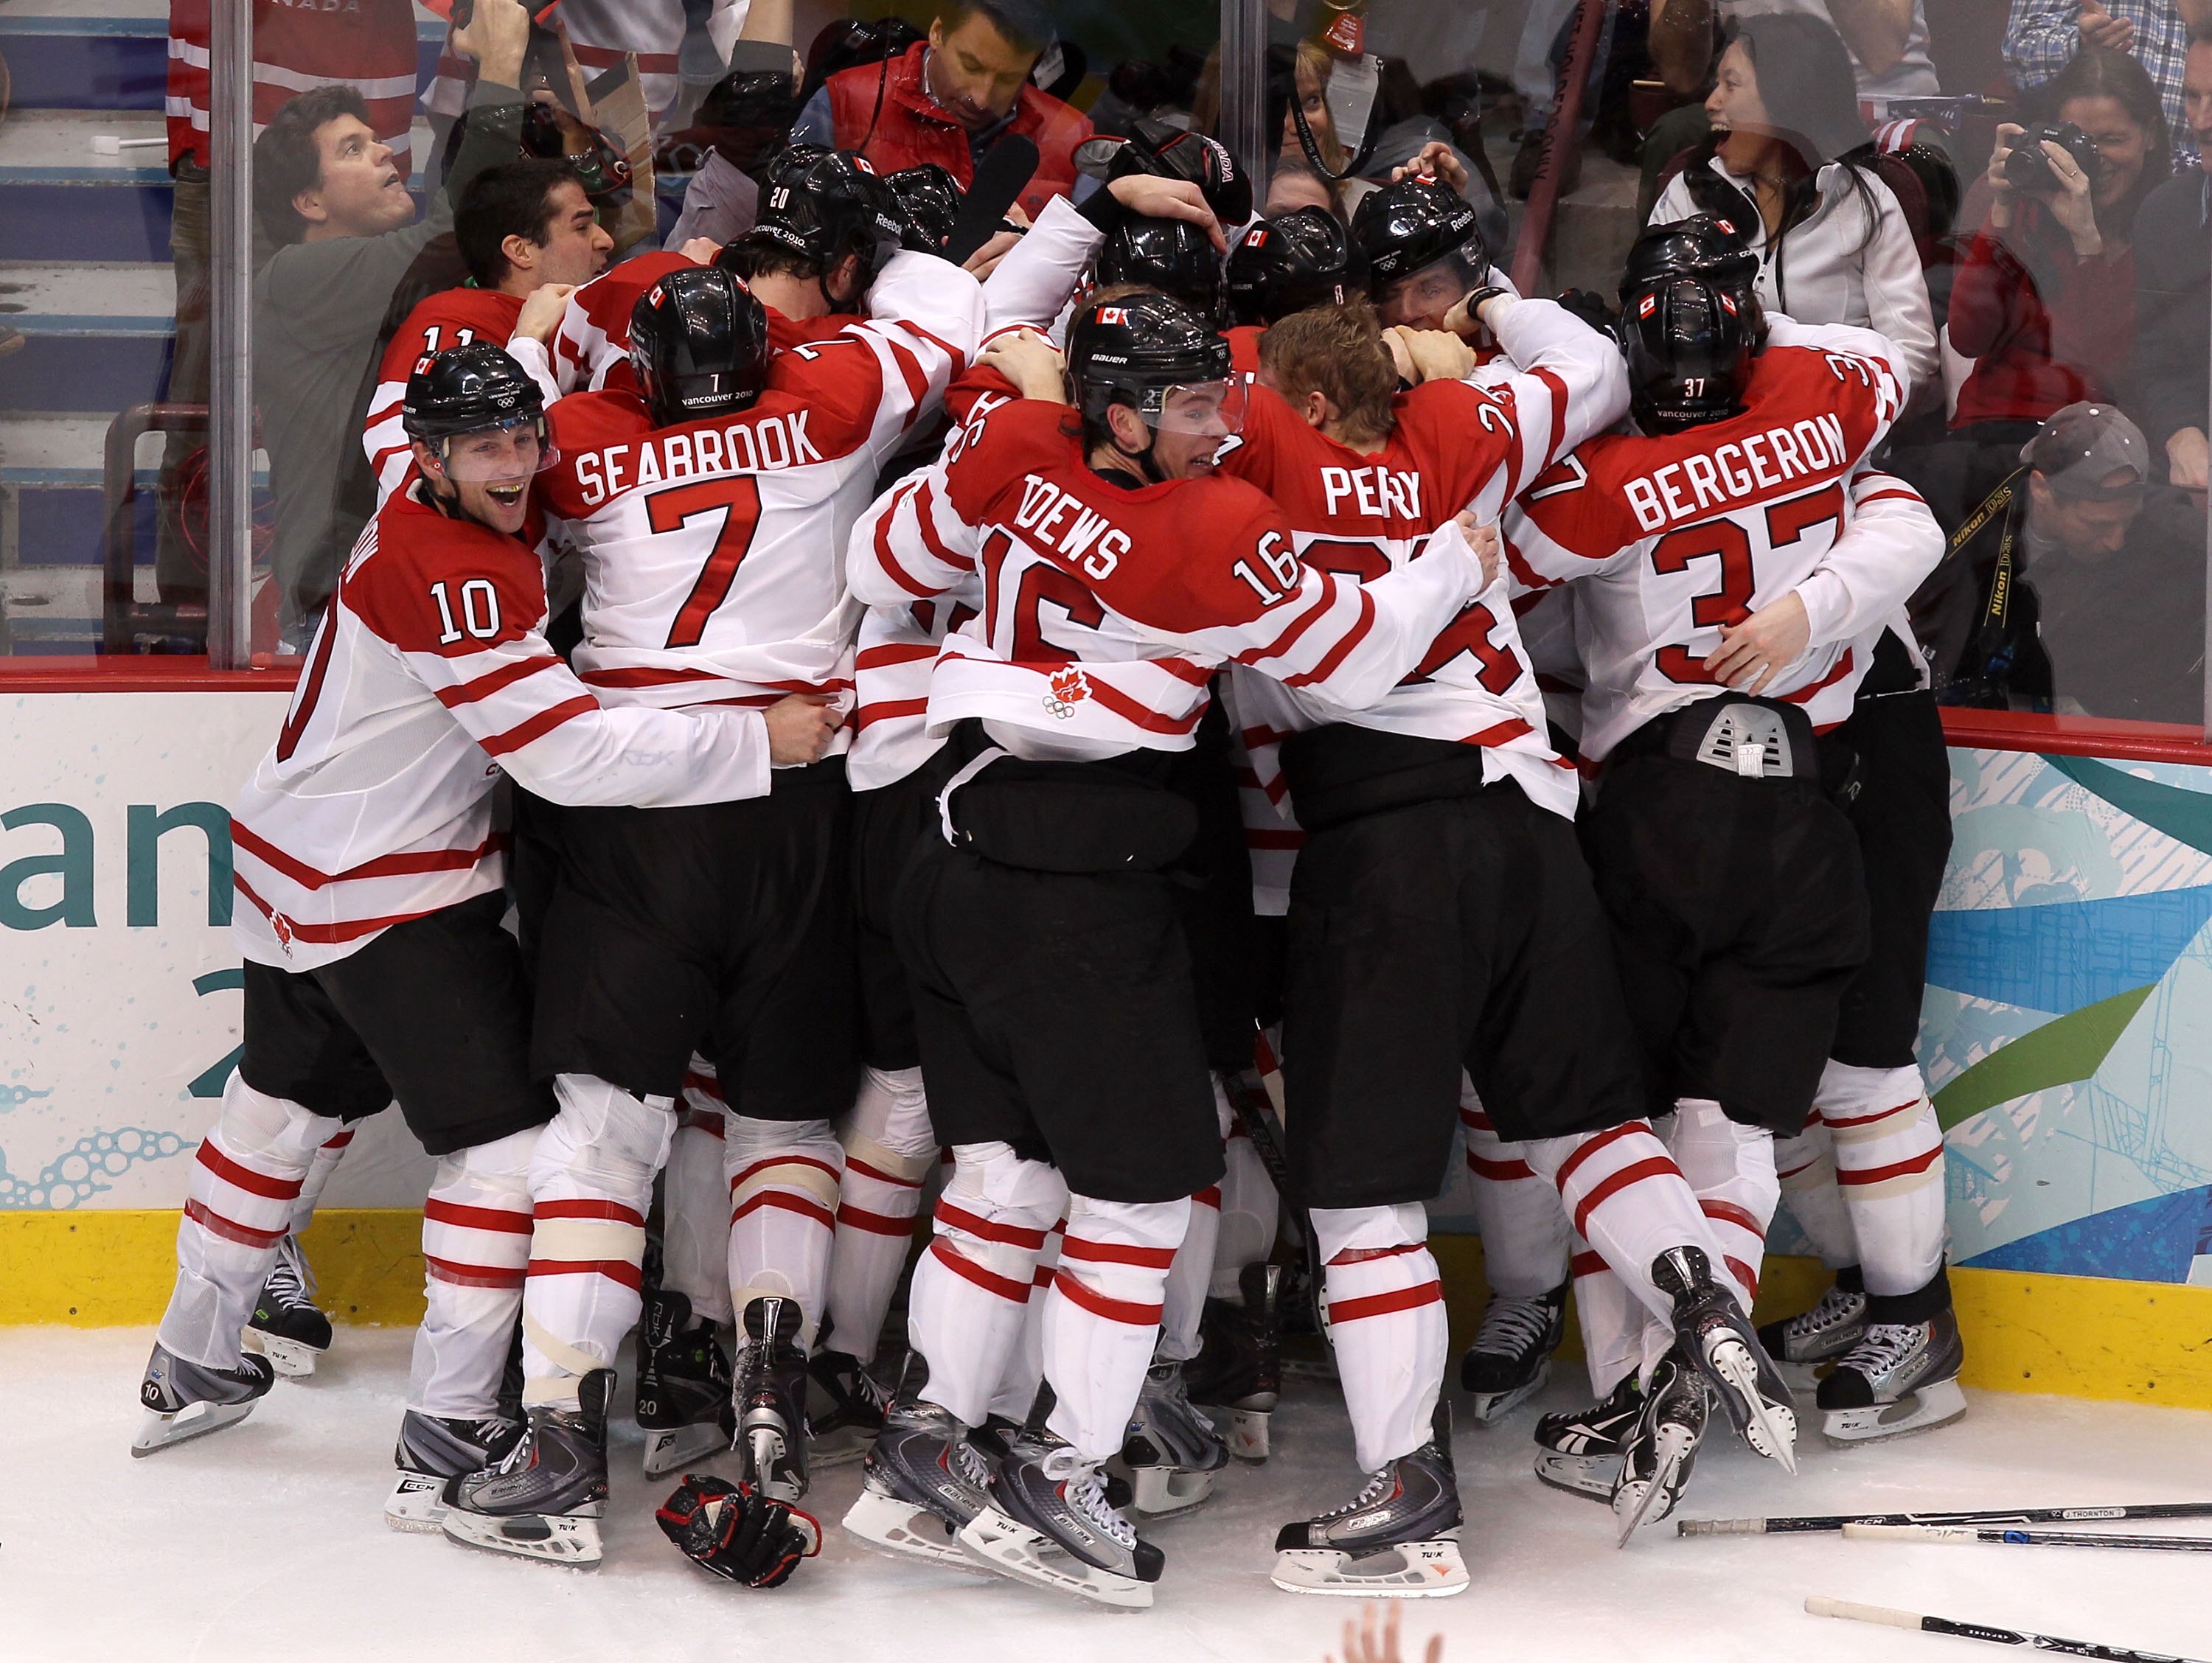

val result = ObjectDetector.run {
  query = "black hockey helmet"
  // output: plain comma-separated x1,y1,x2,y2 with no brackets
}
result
885,162,963,251
402,341,556,476
1351,174,1487,287
1618,213,1758,307
1620,274,1754,435
745,146,906,301
629,265,772,428
1225,207,1368,327
1068,291,1241,473
1074,118,1253,228
1094,215,1227,326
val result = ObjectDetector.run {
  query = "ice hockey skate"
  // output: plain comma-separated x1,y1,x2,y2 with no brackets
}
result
1531,1373,1644,1502
386,1409,524,1531
1653,1247,1797,1473
958,1426,1164,1610
241,1233,334,1378
841,1395,998,1572
1186,1262,1281,1461
634,1289,732,1477
1611,1345,1710,1544
1119,1355,1230,1517
807,1345,891,1468
1818,1306,1968,1444
1271,1406,1468,1597
132,1343,276,1456
440,1368,612,1566
1460,1279,1568,1424
1756,1269,1867,1392
734,1296,810,1504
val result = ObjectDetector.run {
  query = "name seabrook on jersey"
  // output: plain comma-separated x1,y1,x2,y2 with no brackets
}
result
1621,411,1848,534
569,408,826,507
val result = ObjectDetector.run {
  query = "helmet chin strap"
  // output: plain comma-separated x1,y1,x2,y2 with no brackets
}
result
420,456,510,535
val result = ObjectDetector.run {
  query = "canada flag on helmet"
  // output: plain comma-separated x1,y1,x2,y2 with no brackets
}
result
413,355,435,377
1638,294,1658,318
1097,307,1130,325
1719,293,1739,314
1245,228,1269,248
646,284,666,307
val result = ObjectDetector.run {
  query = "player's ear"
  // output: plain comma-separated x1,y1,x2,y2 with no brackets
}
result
501,231,537,276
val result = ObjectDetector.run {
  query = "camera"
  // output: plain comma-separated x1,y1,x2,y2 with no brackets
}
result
2003,121,2102,195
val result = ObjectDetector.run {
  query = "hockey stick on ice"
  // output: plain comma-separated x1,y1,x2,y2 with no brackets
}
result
1806,1595,2208,1662
1681,1502,2212,1536
1845,1524,2212,1553
1219,1039,1332,1349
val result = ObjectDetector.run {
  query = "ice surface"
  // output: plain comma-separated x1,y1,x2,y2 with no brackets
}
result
7,1327,2209,1663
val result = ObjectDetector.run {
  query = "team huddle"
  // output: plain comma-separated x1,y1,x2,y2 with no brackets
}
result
133,132,1959,1609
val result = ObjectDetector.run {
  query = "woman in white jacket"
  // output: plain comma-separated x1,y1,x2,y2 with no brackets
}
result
1649,10,1938,400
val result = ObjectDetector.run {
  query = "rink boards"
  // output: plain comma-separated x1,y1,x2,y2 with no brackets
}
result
1,680,2208,1407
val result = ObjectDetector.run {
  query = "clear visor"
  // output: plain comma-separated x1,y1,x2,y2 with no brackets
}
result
1144,378,1248,438
429,417,558,482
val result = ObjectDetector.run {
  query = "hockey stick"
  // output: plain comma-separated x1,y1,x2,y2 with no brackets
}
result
1806,1595,2208,1662
1682,1502,2212,1536
1846,1524,2212,1553
1218,1045,1332,1350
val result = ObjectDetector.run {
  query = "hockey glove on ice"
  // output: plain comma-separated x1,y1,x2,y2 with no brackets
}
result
656,1474,821,1588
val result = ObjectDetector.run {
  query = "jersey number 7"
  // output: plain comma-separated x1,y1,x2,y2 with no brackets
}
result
652,477,765,649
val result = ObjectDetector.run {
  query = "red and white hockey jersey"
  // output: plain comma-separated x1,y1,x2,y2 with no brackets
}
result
534,252,984,731
425,0,695,125
849,392,1491,761
167,0,422,174
232,478,770,973
363,287,529,500
1217,294,1630,823
1505,320,1938,761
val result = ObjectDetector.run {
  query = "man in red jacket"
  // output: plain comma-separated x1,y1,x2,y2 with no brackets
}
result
792,0,1093,222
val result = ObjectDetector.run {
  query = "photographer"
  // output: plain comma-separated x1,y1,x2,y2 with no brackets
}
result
1950,46,2171,505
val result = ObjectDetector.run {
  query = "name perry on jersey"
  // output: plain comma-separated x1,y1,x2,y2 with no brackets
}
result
569,408,825,508
1010,473,1132,579
1622,411,1850,534
1319,463,1423,521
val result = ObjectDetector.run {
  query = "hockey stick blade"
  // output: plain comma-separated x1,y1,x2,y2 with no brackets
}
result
1846,1524,2212,1552
943,136,1039,264
1682,1501,2212,1535
1806,1595,2209,1662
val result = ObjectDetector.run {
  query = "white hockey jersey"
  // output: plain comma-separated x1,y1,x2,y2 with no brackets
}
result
232,477,765,973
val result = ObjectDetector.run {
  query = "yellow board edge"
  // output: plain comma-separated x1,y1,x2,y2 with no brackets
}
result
6,1211,2209,1409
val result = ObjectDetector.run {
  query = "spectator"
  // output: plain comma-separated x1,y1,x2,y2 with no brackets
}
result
2005,0,2199,166
790,0,1093,222
2130,21,2212,485
1950,46,2171,503
1933,402,2205,722
1650,13,1941,394
1265,156,1348,220
251,0,530,650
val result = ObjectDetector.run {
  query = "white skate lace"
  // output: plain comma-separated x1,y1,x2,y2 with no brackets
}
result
1839,1322,1924,1376
949,1437,993,1492
1471,1292,1555,1358
1065,1467,1138,1549
1782,1285,1863,1342
265,1235,316,1309
1318,1466,1396,1521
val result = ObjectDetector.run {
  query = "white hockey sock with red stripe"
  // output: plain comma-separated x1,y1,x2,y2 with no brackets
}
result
661,1058,732,1325
726,1115,842,1353
909,1142,1065,1427
1525,1121,1731,1328
1208,1110,1280,1300
1664,1100,1778,1308
1817,1061,1946,1297
411,1125,537,1418
1312,1203,1446,1473
1773,1118,1861,1270
1043,1194,1188,1463
1460,1083,1573,1296
520,1075,672,1409
288,1123,355,1236
158,1075,343,1368
1568,1238,1645,1398
825,1065,936,1359
1161,1082,1234,1362
987,1214,1062,1424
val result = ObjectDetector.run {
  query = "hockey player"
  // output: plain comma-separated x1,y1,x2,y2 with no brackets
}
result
363,158,614,497
1352,173,1499,335
439,251,983,1563
1507,276,1944,1533
136,344,771,1535
842,295,1501,1608
1211,290,1800,1585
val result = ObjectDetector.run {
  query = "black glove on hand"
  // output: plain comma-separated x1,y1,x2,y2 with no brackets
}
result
655,1474,822,1588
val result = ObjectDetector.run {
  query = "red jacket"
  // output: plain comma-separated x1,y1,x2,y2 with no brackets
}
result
825,43,1091,223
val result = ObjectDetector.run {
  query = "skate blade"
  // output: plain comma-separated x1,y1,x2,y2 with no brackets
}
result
1467,1357,1551,1426
1130,1463,1219,1519
744,1424,805,1504
1226,1406,1271,1463
441,1504,602,1566
1270,1538,1469,1597
1532,1449,1617,1504
956,1507,1153,1610
1703,1337,1798,1475
242,1329,324,1379
841,1488,995,1574
641,1422,728,1478
1613,1424,1700,1547
385,1472,450,1533
1820,1378,1968,1446
131,1398,257,1457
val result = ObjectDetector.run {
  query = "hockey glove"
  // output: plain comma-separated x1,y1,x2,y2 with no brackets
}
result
655,1474,821,1589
